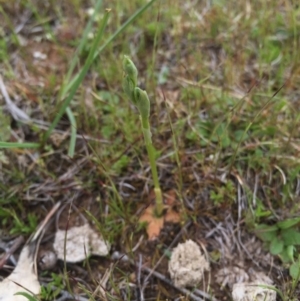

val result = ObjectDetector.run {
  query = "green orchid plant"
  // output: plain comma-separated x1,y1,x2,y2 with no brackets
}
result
122,55,163,217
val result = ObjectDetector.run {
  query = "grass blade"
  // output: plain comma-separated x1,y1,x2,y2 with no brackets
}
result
66,107,76,158
63,0,157,94
43,10,111,142
0,142,40,149
63,0,103,87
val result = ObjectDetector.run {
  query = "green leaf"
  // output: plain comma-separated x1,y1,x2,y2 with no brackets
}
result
101,125,115,139
281,228,300,246
254,200,272,218
269,237,284,255
99,91,119,106
15,292,38,301
285,245,295,262
112,155,130,173
213,123,230,147
289,261,300,279
278,246,294,263
234,130,248,142
276,217,300,230
254,224,278,242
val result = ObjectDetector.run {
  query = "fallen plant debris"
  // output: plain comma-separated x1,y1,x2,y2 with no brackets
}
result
215,265,250,289
0,236,24,270
139,205,164,240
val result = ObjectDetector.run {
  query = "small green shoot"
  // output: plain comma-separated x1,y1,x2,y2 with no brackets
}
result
0,208,38,235
210,181,236,206
122,55,163,217
40,273,64,300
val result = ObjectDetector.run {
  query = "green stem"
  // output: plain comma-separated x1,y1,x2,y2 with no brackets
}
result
122,55,163,217
65,106,76,158
141,117,163,216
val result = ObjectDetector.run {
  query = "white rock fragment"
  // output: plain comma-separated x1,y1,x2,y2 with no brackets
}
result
168,239,210,288
232,273,276,301
53,224,110,263
89,226,111,256
33,51,47,60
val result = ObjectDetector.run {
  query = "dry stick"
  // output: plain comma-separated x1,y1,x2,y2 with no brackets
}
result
231,185,261,268
30,201,62,243
90,265,112,301
30,201,62,276
114,248,219,301
142,265,219,301
137,254,145,301
0,236,25,269
0,75,30,121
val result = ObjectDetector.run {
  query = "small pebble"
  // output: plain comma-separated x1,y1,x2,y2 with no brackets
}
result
38,249,57,270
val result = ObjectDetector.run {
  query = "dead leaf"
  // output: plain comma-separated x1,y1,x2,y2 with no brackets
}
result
165,208,181,223
139,205,164,240
139,190,181,240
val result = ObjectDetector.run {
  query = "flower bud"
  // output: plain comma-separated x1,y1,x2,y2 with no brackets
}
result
134,87,150,120
123,55,138,87
122,75,137,105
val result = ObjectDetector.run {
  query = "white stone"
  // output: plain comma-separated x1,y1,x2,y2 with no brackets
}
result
232,280,276,301
53,224,110,263
168,239,210,288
